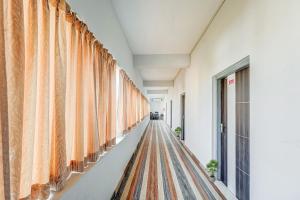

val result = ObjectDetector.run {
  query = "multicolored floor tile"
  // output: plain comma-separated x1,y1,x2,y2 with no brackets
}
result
112,120,225,200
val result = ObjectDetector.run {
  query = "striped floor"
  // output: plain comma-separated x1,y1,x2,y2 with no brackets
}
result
112,120,225,200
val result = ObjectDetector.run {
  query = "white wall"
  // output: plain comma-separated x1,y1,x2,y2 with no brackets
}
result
169,0,300,199
56,118,149,200
167,70,185,130
67,0,144,90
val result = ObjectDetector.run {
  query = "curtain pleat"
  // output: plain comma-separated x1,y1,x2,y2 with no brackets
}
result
3,0,25,199
0,0,9,199
117,71,124,133
139,92,142,120
70,19,84,172
82,27,89,165
130,82,133,127
19,0,39,198
49,0,68,190
86,35,100,161
95,43,104,153
131,81,135,127
122,73,126,132
107,58,116,146
30,0,51,198
98,47,107,150
128,81,132,128
65,9,76,169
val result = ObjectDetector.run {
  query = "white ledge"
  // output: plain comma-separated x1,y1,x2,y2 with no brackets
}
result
52,117,150,200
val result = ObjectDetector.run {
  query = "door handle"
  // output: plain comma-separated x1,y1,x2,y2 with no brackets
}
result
220,123,224,134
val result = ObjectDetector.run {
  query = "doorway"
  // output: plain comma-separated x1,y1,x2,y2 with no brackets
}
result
220,78,228,185
180,93,185,141
235,67,250,200
170,100,173,128
215,57,250,200
165,102,167,122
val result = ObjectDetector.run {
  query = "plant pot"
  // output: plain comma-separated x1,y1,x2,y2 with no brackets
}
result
175,132,180,138
209,176,216,182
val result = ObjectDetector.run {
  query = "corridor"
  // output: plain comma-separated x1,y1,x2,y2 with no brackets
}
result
113,121,224,200
1,0,300,199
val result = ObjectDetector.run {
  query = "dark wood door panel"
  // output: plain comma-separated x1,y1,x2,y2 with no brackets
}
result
220,78,228,185
236,67,250,200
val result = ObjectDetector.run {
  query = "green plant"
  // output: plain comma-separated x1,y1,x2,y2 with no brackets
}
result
206,160,218,177
174,127,182,137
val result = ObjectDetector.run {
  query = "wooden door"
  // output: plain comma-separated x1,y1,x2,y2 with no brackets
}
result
180,94,185,141
235,67,250,200
220,78,228,185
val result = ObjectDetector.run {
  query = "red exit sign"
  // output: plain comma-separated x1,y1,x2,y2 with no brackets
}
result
228,79,235,85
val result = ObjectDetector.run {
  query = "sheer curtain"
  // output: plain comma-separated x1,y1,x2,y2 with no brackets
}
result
65,5,76,174
48,0,68,191
2,0,25,199
98,47,107,151
0,0,148,199
85,33,99,162
95,43,104,153
117,70,149,134
107,56,116,146
19,0,52,198
0,0,14,199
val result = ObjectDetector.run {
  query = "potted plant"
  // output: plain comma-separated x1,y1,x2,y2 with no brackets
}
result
206,160,218,182
174,127,182,138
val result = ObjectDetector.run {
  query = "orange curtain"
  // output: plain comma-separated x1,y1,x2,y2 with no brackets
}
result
98,47,108,151
95,43,105,153
86,33,100,162
31,0,51,197
129,81,134,127
0,0,148,199
0,0,7,195
70,19,85,172
126,80,131,129
65,6,76,173
117,70,149,134
82,25,89,164
0,0,21,199
106,57,116,147
117,70,124,134
48,0,68,191
2,0,25,199
20,0,39,198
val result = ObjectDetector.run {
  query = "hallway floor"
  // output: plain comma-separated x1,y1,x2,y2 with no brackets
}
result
113,120,224,200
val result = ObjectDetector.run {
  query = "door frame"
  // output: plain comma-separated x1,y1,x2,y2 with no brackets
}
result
165,102,167,122
180,93,185,141
170,100,173,128
220,77,228,185
212,56,250,181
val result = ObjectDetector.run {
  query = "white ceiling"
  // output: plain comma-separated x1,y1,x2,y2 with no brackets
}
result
112,0,223,55
69,0,224,82
112,0,223,82
140,68,179,81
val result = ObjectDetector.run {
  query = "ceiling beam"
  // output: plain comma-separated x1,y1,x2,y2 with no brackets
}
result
143,80,174,87
134,54,190,69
